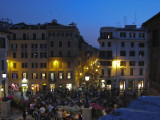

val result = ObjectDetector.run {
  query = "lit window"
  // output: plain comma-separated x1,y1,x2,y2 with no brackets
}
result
50,72,55,81
32,73,37,79
67,72,71,79
66,83,72,91
59,72,63,79
42,73,46,79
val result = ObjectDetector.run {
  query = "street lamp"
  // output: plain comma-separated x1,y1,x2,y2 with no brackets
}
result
84,74,90,108
2,72,7,101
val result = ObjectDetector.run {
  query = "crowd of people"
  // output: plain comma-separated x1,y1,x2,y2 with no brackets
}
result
21,87,146,120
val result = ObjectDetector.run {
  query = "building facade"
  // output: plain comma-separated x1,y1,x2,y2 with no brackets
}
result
0,21,9,98
7,21,96,93
98,25,147,92
142,12,160,95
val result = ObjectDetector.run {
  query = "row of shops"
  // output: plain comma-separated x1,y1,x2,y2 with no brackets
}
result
10,83,73,92
100,79,144,91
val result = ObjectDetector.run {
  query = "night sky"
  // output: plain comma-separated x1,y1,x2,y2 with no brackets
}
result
1,0,160,48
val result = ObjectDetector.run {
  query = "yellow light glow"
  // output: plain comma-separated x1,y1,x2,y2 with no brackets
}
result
80,73,82,76
113,60,120,68
96,69,98,72
86,67,88,70
22,78,27,83
101,80,105,82
53,60,59,68
98,65,100,68
120,85,123,89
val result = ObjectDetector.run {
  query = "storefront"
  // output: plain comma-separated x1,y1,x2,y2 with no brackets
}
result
22,84,28,92
42,83,47,92
101,80,105,89
106,80,111,90
66,83,72,91
138,80,143,89
31,84,39,92
11,83,19,91
50,84,55,91
128,79,135,91
119,80,125,90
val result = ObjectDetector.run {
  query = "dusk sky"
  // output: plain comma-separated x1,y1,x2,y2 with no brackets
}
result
1,0,160,48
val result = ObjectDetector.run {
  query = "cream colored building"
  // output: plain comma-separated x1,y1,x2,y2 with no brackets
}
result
98,25,147,92
8,21,94,93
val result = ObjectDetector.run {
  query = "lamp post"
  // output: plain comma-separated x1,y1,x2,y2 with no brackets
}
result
2,72,7,101
84,74,90,108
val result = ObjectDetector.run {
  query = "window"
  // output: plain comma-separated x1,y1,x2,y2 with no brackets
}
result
49,33,55,37
13,52,16,58
22,72,27,79
40,52,47,58
59,51,62,57
32,63,38,68
67,72,72,79
42,33,45,40
41,73,46,79
108,69,111,76
121,42,125,47
139,61,144,66
120,32,126,38
120,51,126,56
140,68,143,75
106,51,112,59
68,41,71,47
12,72,18,79
59,41,62,47
22,63,27,68
68,51,71,57
40,63,46,68
50,72,55,81
13,33,16,40
32,73,38,79
107,32,112,39
23,33,27,40
50,51,54,57
40,44,46,50
21,44,27,51
31,52,38,58
129,51,135,56
102,42,105,47
130,68,134,75
58,33,64,37
100,61,105,66
31,44,38,51
101,69,104,76
13,63,16,68
0,37,6,48
50,41,54,47
129,61,135,66
11,44,17,51
139,33,145,38
120,61,126,66
121,69,124,76
131,42,134,47
59,72,64,79
68,62,71,68
108,42,111,47
1,60,4,70
139,51,144,57
106,61,112,66
66,33,72,37
130,33,135,38
139,43,145,48
33,33,36,40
